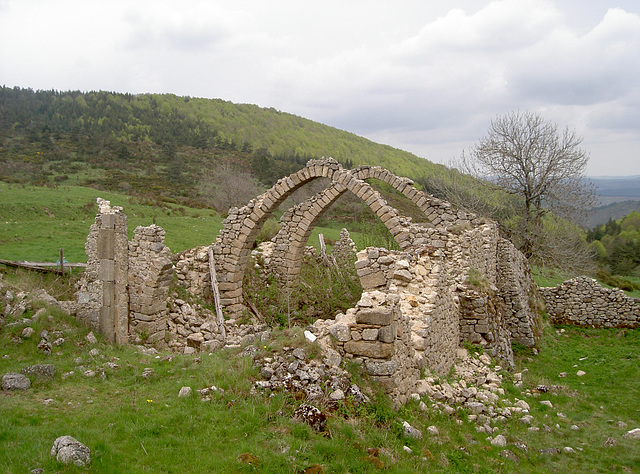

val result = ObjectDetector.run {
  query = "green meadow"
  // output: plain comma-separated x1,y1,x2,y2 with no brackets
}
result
0,182,373,264
0,281,638,473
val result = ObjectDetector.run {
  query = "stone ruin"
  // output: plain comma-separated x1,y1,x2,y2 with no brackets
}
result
539,276,640,328
75,158,545,403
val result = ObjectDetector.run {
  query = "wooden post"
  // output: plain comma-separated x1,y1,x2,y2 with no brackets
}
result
207,247,226,343
59,248,64,274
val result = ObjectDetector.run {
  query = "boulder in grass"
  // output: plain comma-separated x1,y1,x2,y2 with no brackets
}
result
50,436,91,467
2,372,30,391
21,364,55,379
624,428,640,440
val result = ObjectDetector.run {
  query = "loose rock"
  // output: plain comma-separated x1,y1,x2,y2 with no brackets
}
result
2,372,31,391
50,436,91,467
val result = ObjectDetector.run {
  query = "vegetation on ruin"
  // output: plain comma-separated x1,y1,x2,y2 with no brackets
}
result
1,269,639,473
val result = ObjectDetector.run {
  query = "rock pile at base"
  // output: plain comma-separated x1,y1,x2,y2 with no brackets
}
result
412,350,532,431
251,345,369,406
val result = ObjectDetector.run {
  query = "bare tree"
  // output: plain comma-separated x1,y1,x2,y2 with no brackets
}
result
461,111,596,258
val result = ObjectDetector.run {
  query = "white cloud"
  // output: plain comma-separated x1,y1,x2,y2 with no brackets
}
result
0,0,638,175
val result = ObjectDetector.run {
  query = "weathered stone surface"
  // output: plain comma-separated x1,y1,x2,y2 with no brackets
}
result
178,386,192,397
402,421,422,439
540,276,640,329
344,340,393,359
624,428,640,439
2,372,31,391
21,364,55,379
50,435,91,467
356,308,393,326
364,359,397,376
328,323,351,342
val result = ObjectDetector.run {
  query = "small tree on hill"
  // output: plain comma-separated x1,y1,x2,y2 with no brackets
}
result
461,111,596,261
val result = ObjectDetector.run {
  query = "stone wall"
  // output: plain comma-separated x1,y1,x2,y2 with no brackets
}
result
173,246,213,301
458,288,514,367
313,290,419,405
128,225,174,347
539,276,640,328
353,247,461,374
496,239,541,347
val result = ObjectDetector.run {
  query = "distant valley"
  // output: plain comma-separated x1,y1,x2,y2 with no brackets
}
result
587,175,640,227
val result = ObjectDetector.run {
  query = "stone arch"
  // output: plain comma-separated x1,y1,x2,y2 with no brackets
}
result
351,166,475,228
212,158,414,318
270,181,409,285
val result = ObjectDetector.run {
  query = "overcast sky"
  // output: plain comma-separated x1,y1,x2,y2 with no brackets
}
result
1,0,639,176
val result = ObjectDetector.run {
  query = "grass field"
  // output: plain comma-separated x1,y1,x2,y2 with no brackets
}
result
0,183,372,263
0,277,638,473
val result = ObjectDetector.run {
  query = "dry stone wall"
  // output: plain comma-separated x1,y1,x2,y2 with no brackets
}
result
540,276,640,328
173,247,213,301
313,290,420,405
496,239,541,347
128,225,173,347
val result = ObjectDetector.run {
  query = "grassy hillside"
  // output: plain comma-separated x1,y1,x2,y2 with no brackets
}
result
0,182,221,262
0,86,448,188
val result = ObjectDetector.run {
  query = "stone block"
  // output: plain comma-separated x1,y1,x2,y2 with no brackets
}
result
97,229,115,259
356,308,393,326
378,325,396,343
364,359,397,376
362,328,379,341
329,323,351,342
393,269,413,283
101,213,116,229
359,271,386,290
99,259,115,281
344,340,393,359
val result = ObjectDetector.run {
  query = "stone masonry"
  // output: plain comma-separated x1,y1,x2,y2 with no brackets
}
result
128,225,174,347
76,199,129,344
76,159,548,403
540,276,640,328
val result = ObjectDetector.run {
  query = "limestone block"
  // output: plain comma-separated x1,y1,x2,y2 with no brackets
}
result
364,359,397,376
393,269,412,283
344,340,393,359
362,328,379,341
99,260,115,281
378,325,396,343
359,271,386,290
328,323,351,342
356,308,393,326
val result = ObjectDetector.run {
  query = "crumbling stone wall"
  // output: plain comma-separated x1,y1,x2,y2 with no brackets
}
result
353,247,460,374
75,200,230,352
496,239,541,346
313,290,419,405
540,276,640,328
458,288,514,367
128,225,173,347
173,246,213,301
